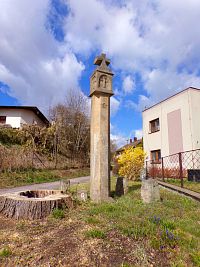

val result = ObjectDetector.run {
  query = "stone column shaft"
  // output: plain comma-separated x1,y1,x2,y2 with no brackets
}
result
90,93,110,202
89,53,114,203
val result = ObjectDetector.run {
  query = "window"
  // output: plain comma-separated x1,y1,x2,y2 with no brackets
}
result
0,116,6,124
149,118,160,133
151,149,161,163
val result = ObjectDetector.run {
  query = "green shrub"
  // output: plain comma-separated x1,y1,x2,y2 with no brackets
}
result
121,263,132,267
0,128,23,145
190,252,200,266
0,247,12,257
51,208,65,219
85,229,105,239
118,147,146,180
85,217,100,224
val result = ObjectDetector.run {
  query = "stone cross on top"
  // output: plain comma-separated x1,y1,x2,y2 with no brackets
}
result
94,53,110,67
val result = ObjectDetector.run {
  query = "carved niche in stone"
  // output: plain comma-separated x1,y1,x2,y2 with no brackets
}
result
99,75,107,89
98,74,112,92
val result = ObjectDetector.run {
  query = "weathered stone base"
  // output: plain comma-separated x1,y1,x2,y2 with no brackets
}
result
0,190,73,220
141,179,160,203
115,177,128,197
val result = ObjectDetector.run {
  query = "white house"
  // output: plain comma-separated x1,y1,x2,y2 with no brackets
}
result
0,106,49,128
142,87,200,162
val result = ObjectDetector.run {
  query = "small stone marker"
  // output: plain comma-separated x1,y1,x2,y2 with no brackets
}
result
141,178,160,203
60,179,70,193
77,190,88,201
115,177,128,196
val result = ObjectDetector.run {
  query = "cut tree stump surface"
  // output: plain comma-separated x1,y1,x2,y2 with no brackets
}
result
0,190,73,220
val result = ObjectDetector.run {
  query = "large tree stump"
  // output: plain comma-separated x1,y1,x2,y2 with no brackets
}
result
0,190,73,220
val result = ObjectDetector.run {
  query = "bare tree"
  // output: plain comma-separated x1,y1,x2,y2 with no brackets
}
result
110,139,118,160
49,90,90,164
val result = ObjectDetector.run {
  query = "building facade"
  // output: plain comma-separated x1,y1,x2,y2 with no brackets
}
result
0,106,49,128
142,87,200,161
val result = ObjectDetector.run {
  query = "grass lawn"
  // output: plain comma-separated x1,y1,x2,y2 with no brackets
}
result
0,168,90,188
0,178,199,266
163,178,200,193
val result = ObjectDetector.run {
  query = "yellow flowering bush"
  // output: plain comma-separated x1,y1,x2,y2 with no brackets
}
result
118,147,146,180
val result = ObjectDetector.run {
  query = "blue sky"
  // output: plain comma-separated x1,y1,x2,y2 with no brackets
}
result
1,0,200,146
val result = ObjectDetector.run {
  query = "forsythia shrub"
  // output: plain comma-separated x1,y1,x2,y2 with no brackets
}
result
118,147,146,180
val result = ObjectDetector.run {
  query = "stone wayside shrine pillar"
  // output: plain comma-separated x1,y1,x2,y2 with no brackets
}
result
89,53,114,202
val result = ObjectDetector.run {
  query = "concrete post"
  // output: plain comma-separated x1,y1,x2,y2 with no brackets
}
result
89,53,114,202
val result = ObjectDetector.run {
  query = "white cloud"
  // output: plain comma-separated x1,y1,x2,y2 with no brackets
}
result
133,129,143,140
0,0,85,112
110,123,114,132
144,69,200,103
110,97,120,116
122,75,135,94
126,95,153,112
110,128,143,148
110,123,127,148
64,0,200,105
110,133,127,148
1,0,200,114
110,123,143,149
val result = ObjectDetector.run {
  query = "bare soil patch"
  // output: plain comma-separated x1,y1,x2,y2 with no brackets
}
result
0,215,170,267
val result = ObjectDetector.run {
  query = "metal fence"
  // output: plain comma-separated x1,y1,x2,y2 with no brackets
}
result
146,149,200,193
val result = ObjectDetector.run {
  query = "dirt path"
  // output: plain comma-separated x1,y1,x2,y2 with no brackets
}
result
0,176,90,195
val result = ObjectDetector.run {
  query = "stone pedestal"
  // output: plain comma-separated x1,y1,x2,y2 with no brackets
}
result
60,179,70,193
89,54,114,203
141,178,160,203
115,177,128,196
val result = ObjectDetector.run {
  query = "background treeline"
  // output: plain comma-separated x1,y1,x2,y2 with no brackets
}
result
0,91,90,171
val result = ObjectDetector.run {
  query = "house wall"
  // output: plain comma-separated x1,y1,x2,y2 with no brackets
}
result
20,110,46,127
0,109,22,128
188,90,200,150
142,89,198,160
167,109,183,155
0,108,46,128
143,105,162,160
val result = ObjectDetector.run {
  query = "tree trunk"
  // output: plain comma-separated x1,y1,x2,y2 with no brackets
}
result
0,190,73,220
